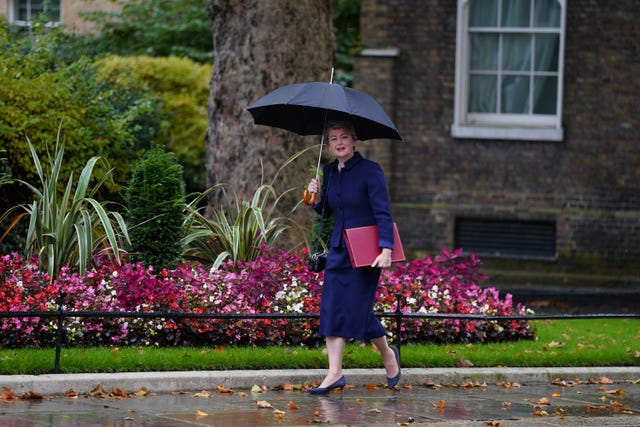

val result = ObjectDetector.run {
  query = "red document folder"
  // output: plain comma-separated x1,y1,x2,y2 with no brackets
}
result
343,223,406,268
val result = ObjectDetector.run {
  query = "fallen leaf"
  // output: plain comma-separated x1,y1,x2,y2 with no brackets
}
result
256,400,273,409
484,422,501,426
251,384,263,394
1,387,17,403
534,397,550,405
432,399,445,409
455,358,474,367
88,385,106,398
551,392,562,397
365,383,378,390
533,410,549,416
65,389,78,398
238,392,248,398
20,391,43,400
109,387,128,398
604,389,625,395
288,401,298,409
368,408,382,413
134,387,148,397
217,385,233,394
598,377,614,384
547,341,565,348
195,409,208,417
502,401,511,410
193,390,212,398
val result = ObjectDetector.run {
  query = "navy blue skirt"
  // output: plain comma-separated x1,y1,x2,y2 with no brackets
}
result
319,246,386,340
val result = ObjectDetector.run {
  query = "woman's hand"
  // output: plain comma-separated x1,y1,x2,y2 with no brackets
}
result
307,176,320,194
303,176,320,205
372,248,392,268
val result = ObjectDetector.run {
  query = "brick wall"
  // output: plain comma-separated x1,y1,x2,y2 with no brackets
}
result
354,0,640,266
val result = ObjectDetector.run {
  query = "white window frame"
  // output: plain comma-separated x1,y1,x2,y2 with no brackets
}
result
452,0,566,141
8,0,62,27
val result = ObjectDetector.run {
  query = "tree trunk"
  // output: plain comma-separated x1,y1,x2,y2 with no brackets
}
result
205,0,334,237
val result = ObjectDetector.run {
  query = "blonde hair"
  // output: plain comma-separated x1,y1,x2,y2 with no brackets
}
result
324,120,357,140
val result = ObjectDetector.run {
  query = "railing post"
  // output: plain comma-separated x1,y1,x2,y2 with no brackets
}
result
53,292,66,374
394,292,403,355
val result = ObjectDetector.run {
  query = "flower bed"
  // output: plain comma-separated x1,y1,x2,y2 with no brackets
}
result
0,247,534,348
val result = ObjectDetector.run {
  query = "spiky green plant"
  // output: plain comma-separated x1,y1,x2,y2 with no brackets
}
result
182,184,294,269
0,132,129,278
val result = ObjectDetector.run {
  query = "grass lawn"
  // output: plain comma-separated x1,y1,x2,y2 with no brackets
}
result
1,319,638,375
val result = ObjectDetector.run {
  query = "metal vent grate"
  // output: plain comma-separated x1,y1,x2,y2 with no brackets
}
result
454,218,556,259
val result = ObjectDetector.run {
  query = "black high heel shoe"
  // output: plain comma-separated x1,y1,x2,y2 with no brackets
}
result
386,347,401,389
307,376,346,396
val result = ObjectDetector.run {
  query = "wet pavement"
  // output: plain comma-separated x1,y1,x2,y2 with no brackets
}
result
1,367,639,426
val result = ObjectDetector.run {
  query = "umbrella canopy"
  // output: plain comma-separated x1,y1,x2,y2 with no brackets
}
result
247,82,402,141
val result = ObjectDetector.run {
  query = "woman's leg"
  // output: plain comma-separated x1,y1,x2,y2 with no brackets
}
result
317,336,346,388
371,336,399,378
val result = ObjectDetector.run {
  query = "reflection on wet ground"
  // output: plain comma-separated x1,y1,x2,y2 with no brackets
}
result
1,379,639,426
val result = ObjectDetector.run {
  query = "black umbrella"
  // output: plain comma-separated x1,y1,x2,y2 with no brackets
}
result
247,81,402,141
247,73,402,204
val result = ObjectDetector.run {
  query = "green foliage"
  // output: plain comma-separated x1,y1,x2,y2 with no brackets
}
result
125,148,185,270
1,319,638,373
80,0,213,63
182,185,293,269
0,24,163,226
0,133,129,278
0,149,10,186
95,55,210,194
310,213,334,254
333,0,362,86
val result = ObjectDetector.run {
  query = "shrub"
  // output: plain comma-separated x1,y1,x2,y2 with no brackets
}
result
94,55,211,194
125,148,185,270
0,135,129,278
0,24,163,223
0,246,534,349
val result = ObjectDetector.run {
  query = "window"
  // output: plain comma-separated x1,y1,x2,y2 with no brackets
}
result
452,0,566,141
9,0,61,26
454,217,556,259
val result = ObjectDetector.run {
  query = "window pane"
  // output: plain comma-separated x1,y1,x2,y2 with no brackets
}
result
471,33,498,70
534,0,561,27
469,75,497,113
17,0,29,21
501,75,530,113
470,0,498,27
31,0,45,17
502,33,531,71
533,76,557,114
46,0,61,22
534,34,559,71
502,0,531,27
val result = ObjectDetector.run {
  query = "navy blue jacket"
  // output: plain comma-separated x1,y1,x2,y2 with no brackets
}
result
313,152,394,250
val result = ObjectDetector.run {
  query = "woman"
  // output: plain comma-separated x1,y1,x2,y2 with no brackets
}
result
306,120,401,394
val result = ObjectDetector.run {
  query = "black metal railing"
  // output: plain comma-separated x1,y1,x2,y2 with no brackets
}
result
1,293,638,373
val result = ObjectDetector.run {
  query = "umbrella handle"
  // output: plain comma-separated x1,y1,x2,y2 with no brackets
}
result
302,189,316,205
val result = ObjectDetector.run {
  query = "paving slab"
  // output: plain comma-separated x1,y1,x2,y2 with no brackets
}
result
1,367,639,426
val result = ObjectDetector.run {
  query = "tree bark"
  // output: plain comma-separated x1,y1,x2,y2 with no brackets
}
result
205,0,334,226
